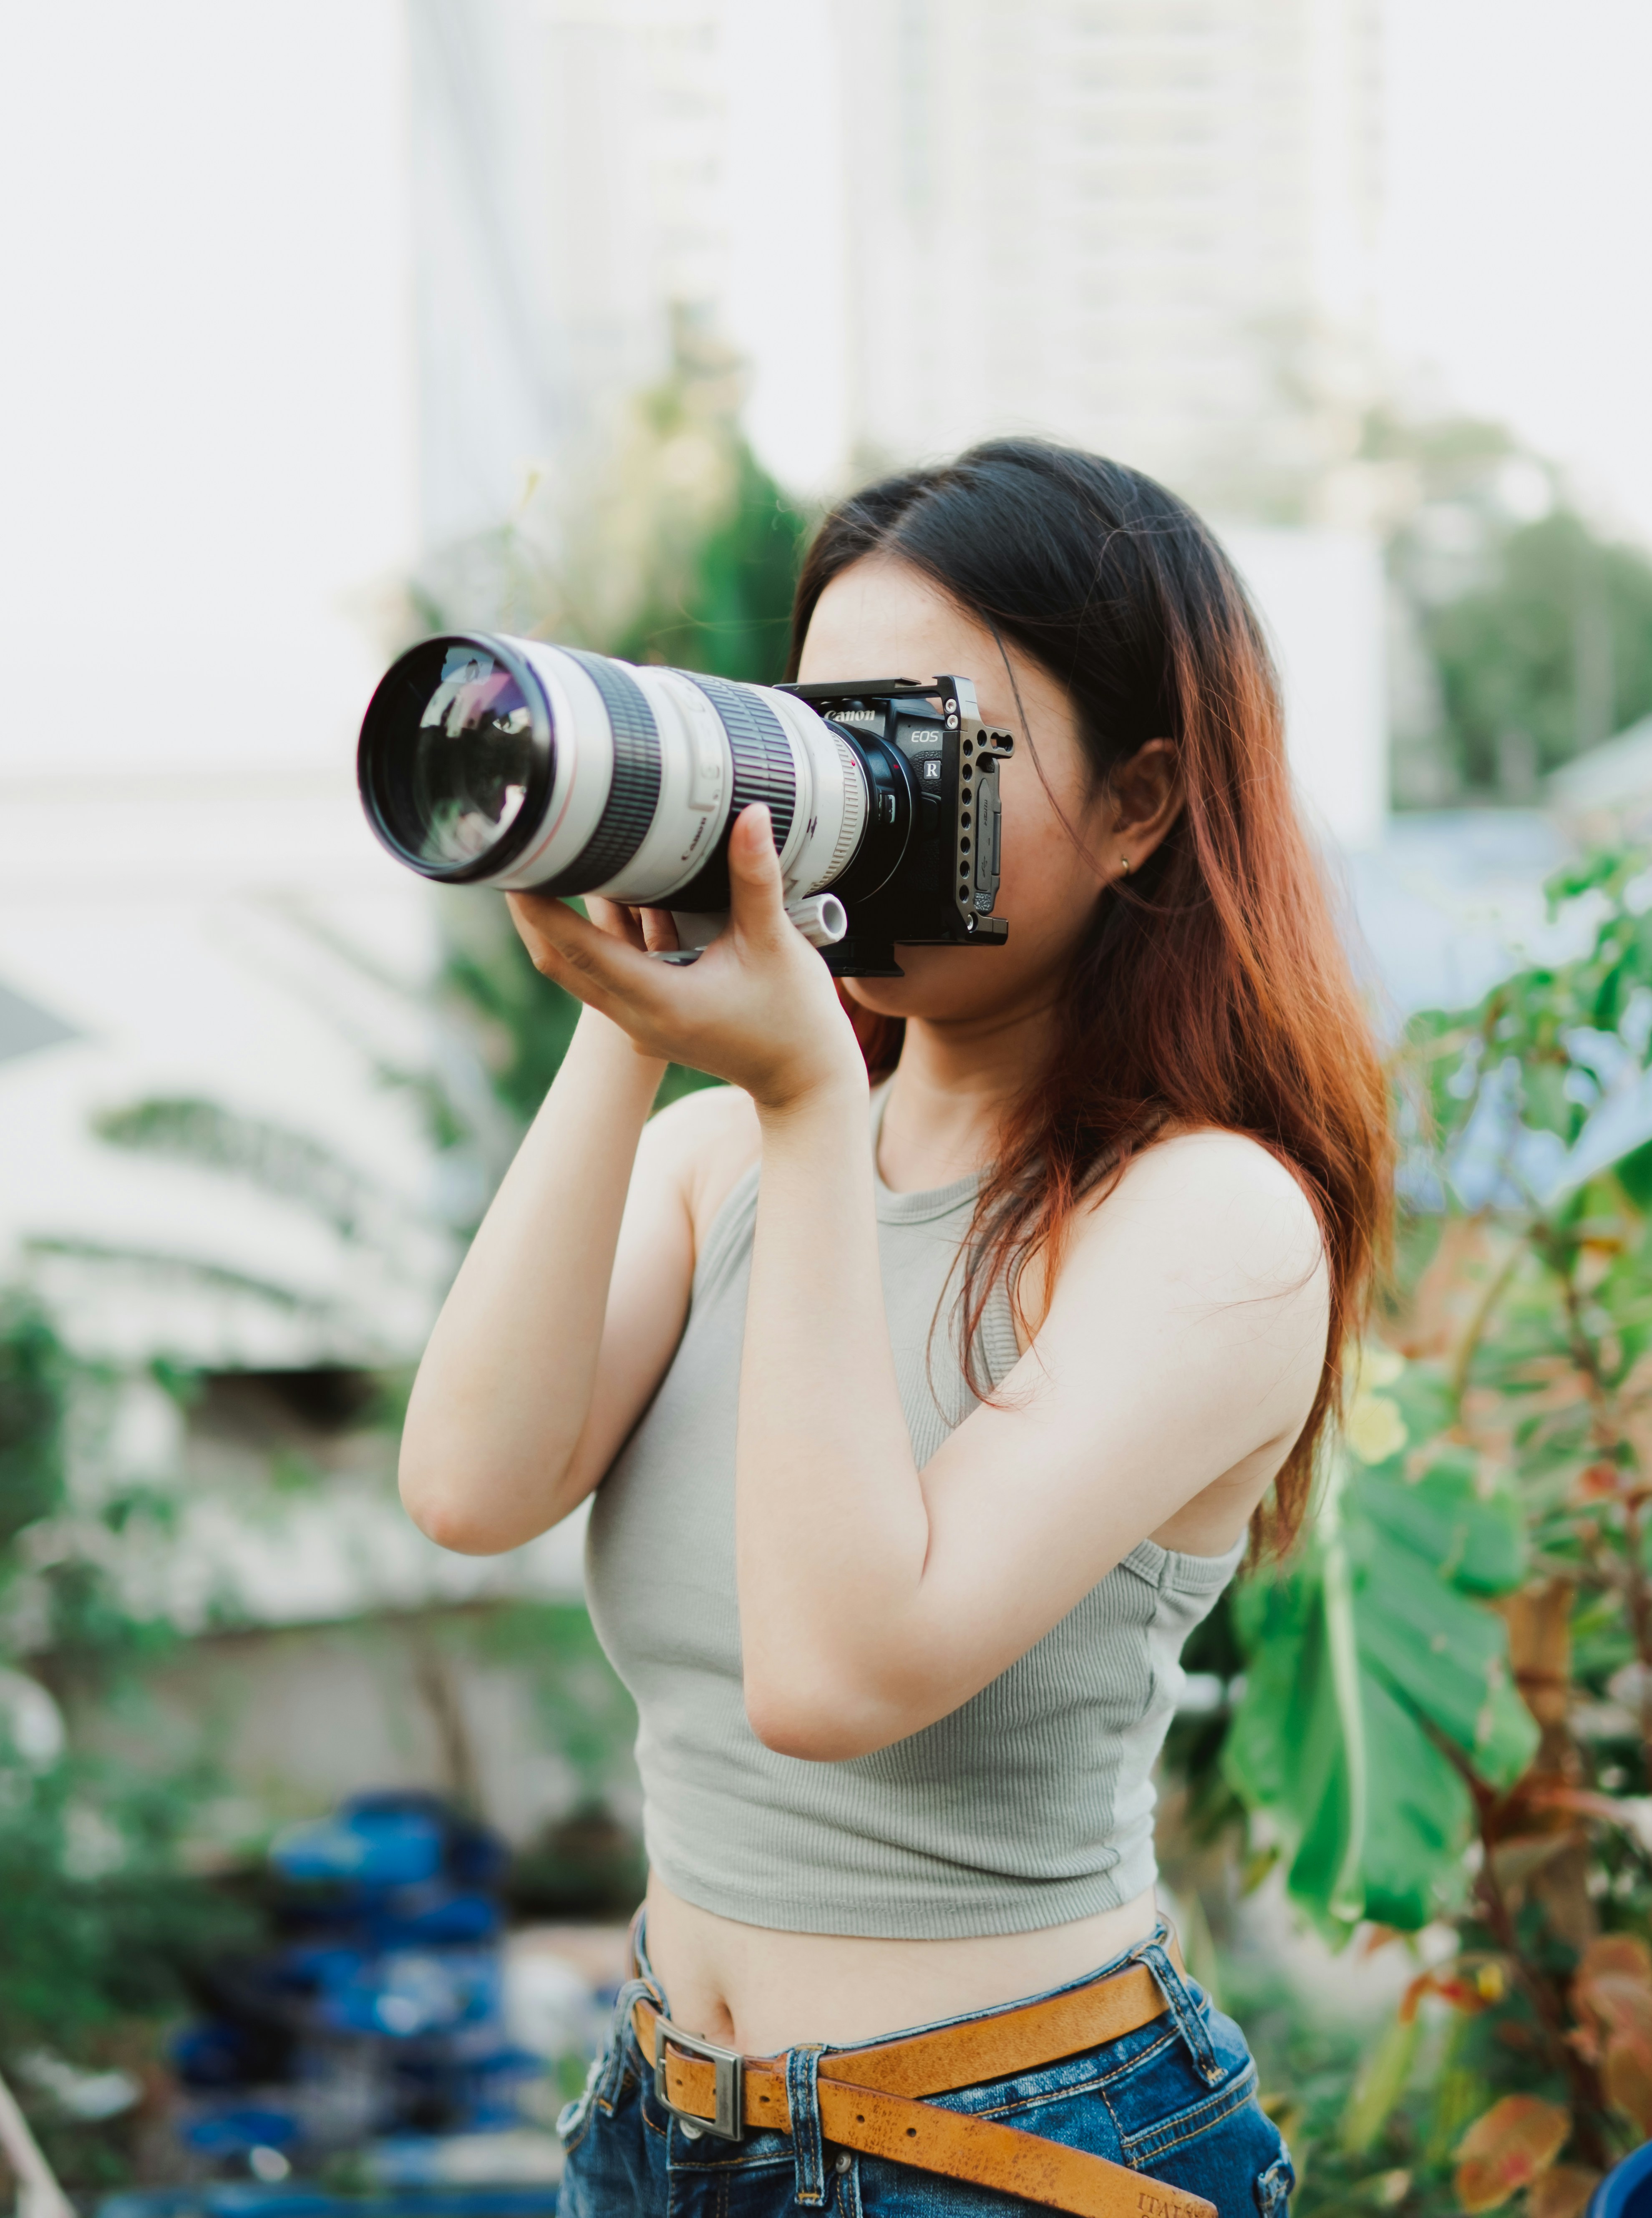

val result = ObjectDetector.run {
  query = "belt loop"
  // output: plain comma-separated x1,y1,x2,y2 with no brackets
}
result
1133,1926,1222,2087
786,2042,829,2205
597,1974,662,2112
630,1906,654,1983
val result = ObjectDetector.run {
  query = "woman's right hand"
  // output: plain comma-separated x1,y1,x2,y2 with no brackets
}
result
507,894,679,1067
501,810,865,1115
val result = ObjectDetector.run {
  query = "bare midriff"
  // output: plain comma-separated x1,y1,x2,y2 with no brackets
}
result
641,1873,1160,2057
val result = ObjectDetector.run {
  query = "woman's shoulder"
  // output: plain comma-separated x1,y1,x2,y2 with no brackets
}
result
1019,1125,1326,1344
645,1078,760,1146
1113,1123,1321,1214
639,1081,763,1249
1078,1125,1327,1293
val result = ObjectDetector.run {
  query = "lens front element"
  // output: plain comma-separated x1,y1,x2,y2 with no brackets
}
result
405,643,536,868
367,639,545,876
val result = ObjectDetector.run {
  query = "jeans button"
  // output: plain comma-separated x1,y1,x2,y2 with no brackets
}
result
834,2151,851,2174
679,2119,703,2140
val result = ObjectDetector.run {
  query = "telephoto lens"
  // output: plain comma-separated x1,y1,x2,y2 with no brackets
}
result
357,633,1014,977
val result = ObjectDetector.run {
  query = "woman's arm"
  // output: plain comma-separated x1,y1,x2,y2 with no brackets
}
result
738,1107,1326,1757
398,1003,678,1552
507,809,1328,1753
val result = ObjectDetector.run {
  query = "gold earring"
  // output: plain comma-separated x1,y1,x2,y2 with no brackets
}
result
1119,856,1131,877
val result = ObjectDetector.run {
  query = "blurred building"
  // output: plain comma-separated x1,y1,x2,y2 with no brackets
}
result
825,0,1390,849
0,2,443,1363
832,0,1383,503
412,0,1384,518
407,0,849,560
410,0,1390,839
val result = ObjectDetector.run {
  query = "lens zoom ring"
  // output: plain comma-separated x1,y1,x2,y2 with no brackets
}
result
541,649,661,891
684,673,796,851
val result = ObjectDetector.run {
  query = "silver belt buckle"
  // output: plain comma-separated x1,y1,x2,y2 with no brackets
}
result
652,2015,745,2142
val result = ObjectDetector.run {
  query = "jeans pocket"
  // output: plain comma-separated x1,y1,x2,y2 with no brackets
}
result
1101,2004,1258,2173
1116,2058,1259,2169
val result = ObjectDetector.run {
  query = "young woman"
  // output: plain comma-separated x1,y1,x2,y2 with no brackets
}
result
399,440,1390,2217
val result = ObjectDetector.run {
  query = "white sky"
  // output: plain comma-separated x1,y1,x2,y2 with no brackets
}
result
0,0,1648,787
0,2,418,776
1381,0,1652,543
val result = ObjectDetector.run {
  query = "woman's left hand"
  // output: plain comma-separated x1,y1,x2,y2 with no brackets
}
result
506,805,866,1113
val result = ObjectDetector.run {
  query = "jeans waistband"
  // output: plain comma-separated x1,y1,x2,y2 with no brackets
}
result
622,1910,1218,2082
597,1912,1221,2208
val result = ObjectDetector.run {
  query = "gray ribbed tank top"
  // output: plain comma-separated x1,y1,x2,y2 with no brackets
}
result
584,1090,1243,1939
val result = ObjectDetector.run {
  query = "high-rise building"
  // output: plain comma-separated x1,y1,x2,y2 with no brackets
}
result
405,0,1391,840
410,0,742,551
410,0,856,548
830,0,1383,507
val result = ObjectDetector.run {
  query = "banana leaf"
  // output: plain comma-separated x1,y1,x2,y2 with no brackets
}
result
1223,1385,1537,1939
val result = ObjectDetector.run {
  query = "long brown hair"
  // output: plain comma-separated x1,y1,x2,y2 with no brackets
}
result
788,439,1391,1553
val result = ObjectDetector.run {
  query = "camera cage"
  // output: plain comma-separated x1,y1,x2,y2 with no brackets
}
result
777,673,1015,977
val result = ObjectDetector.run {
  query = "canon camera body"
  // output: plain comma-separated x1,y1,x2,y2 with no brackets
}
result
357,634,1014,977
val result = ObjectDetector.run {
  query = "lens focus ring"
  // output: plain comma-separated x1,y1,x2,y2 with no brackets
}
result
537,649,662,893
823,730,868,882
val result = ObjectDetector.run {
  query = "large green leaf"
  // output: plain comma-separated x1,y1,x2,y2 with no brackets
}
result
1360,1450,1526,1595
1224,1418,1538,1939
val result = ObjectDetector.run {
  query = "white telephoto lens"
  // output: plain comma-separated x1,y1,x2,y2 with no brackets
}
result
359,632,873,911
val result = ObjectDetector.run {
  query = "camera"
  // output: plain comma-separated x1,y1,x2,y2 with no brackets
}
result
357,634,1014,977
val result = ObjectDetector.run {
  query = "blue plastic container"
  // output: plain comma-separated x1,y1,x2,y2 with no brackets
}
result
269,1796,508,1896
98,2190,557,2218
1590,2142,1652,2218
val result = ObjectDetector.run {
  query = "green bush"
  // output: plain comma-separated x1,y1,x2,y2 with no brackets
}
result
1215,851,1652,2208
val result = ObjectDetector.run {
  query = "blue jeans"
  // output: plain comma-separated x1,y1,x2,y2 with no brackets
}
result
557,1922,1294,2216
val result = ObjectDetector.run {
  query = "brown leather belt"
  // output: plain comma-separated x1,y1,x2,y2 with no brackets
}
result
630,1934,1216,2218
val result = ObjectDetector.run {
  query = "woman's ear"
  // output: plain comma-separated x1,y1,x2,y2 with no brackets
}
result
1106,737,1182,871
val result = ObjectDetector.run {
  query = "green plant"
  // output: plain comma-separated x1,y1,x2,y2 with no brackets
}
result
608,426,806,684
427,342,808,1143
1221,850,1652,2209
0,1294,252,2187
1224,1359,1537,1936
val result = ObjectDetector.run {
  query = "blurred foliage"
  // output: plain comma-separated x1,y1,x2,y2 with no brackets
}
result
0,1293,69,1550
1179,849,1652,2209
608,428,806,684
64,1055,456,1368
436,891,584,1135
92,1098,413,1253
0,1292,254,2188
1363,405,1652,806
1224,1387,1537,1937
426,325,807,1144
471,1599,638,1810
1,335,808,2183
412,310,806,687
435,891,715,1148
1425,515,1652,794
